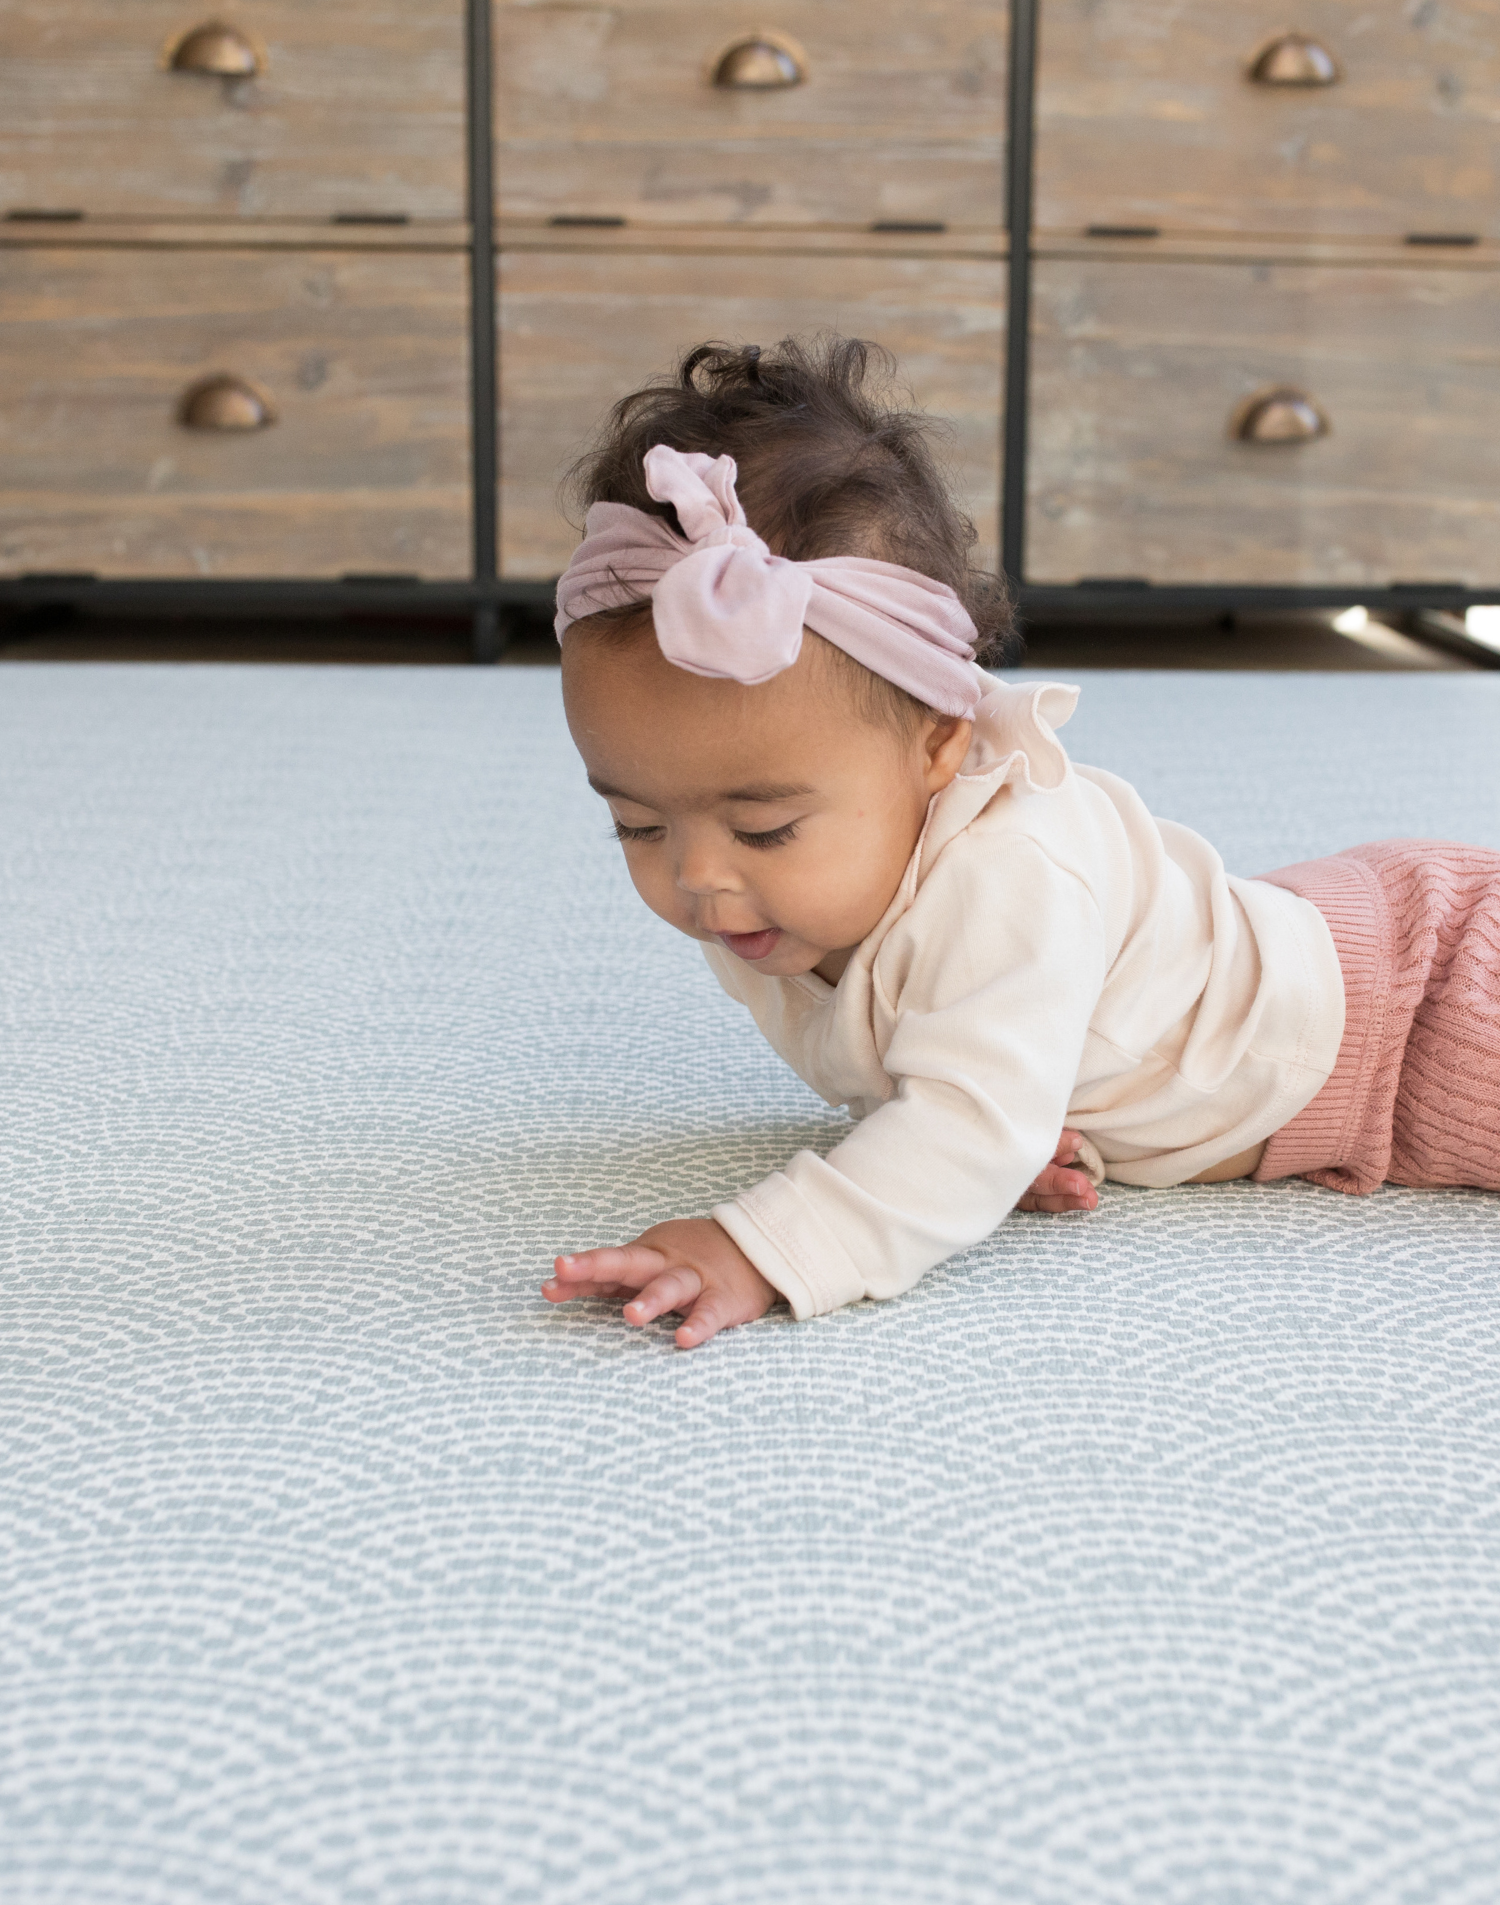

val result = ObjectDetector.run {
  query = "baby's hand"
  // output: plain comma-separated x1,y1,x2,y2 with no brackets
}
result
1015,1129,1100,1214
542,1216,780,1349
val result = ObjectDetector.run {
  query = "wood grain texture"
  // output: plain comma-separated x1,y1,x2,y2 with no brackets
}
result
0,221,474,252
1034,231,1500,270
0,3,465,220
498,247,1005,578
1028,254,1500,586
0,247,471,578
495,1,1007,227
1036,0,1500,240
497,220,1009,259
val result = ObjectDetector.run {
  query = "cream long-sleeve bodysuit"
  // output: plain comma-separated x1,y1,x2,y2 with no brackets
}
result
705,680,1346,1320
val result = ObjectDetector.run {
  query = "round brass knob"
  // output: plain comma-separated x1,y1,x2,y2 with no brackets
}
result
1232,387,1330,443
1247,33,1340,86
711,35,806,89
168,22,263,78
178,375,276,431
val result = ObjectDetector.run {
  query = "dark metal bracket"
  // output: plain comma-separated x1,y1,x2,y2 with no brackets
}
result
4,576,1496,620
1399,607,1500,669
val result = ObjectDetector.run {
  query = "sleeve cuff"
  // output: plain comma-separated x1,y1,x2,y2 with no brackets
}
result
712,1171,871,1320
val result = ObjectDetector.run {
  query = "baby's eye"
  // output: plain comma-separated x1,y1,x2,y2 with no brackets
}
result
611,820,664,844
734,821,800,851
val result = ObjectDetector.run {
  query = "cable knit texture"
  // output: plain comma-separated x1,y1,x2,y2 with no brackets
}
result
1255,841,1500,1193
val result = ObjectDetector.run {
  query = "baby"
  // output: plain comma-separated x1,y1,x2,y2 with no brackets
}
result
542,336,1500,1348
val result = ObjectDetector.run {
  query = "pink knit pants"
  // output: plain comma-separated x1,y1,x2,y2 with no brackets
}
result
1253,840,1500,1194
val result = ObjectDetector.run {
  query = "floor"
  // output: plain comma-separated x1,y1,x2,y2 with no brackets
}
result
0,605,1490,670
4,664,1498,1905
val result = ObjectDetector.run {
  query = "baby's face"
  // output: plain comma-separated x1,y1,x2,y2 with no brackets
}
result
563,630,970,984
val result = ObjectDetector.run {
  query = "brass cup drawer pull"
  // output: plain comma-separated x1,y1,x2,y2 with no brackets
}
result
1247,32,1341,87
168,22,263,78
179,375,276,431
710,34,806,89
1232,387,1330,443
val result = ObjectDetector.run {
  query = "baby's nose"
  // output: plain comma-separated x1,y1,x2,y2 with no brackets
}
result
675,847,739,897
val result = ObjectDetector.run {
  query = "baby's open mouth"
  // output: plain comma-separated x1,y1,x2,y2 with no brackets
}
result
717,928,782,961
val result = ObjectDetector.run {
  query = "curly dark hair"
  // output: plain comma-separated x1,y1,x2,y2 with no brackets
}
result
564,334,1020,678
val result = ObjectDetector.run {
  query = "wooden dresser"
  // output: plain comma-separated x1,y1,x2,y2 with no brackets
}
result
0,4,474,584
1027,0,1500,595
493,0,1009,580
1,0,1495,650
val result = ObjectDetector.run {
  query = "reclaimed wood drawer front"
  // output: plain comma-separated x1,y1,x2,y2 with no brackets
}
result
0,3,464,220
1027,253,1500,586
499,247,1005,578
495,2,1006,228
1037,0,1500,239
0,247,471,579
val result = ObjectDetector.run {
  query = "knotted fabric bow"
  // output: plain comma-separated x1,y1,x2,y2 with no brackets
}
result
554,443,986,719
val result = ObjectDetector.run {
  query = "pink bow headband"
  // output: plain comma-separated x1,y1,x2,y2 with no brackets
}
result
553,443,986,719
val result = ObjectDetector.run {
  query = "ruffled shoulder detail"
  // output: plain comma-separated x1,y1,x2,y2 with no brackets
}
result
916,678,1081,883
960,678,1079,790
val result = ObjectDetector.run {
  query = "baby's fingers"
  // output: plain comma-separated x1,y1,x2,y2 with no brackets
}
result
541,1275,635,1304
551,1244,668,1288
1037,1163,1098,1201
1016,1165,1099,1214
623,1267,704,1329
675,1286,763,1351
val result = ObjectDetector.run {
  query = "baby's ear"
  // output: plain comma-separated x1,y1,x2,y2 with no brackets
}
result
924,715,973,790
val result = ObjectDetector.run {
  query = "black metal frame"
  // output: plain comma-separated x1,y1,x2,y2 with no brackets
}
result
466,0,502,658
1002,0,1037,587
4,0,1498,655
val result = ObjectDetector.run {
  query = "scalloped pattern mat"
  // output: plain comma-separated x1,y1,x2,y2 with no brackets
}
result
3,665,1498,1905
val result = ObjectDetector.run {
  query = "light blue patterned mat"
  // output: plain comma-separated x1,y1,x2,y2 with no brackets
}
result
3,664,1498,1905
